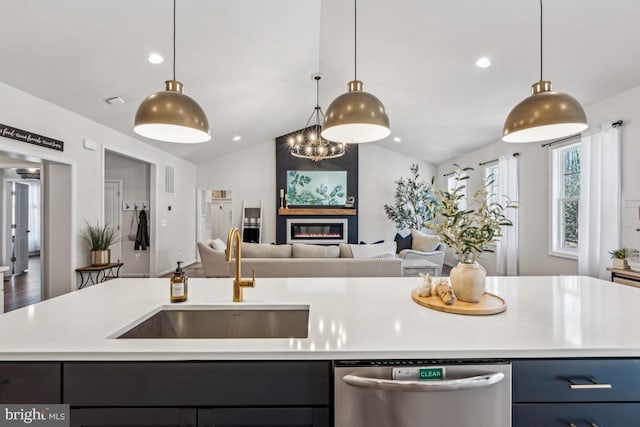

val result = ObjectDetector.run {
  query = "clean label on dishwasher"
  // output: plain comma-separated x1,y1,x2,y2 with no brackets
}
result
392,367,445,381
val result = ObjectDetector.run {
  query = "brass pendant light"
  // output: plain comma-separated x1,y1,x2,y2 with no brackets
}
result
134,0,210,143
288,75,346,162
502,0,587,143
322,0,390,143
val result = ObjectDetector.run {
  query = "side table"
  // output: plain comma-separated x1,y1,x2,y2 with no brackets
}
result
75,263,124,289
402,259,438,277
606,267,640,288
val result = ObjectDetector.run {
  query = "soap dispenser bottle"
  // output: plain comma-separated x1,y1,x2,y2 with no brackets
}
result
170,261,188,303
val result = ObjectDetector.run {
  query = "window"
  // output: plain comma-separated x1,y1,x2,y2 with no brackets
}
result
447,175,467,211
484,163,500,207
550,142,581,258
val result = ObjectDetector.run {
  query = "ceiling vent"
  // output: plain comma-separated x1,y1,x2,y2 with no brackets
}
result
105,96,125,105
165,165,175,194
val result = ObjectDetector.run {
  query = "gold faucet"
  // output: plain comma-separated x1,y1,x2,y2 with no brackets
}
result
225,227,255,302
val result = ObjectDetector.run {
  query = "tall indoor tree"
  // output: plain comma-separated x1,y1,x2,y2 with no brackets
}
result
384,164,437,230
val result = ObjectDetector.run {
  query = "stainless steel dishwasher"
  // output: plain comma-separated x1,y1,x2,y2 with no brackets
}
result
334,360,511,427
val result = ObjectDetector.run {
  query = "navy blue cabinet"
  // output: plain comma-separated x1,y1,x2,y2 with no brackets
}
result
198,408,329,427
0,362,61,404
512,359,640,426
63,361,330,427
71,408,196,427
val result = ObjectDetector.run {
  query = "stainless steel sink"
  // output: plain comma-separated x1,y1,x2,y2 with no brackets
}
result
116,305,309,339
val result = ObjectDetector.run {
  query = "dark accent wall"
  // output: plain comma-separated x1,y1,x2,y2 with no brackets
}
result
275,128,358,244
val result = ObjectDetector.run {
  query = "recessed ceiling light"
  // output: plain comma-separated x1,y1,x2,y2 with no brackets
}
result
233,135,241,142
393,137,402,143
475,57,491,68
105,96,125,105
148,53,164,64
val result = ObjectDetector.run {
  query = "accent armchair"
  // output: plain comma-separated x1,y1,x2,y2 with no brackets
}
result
398,242,447,276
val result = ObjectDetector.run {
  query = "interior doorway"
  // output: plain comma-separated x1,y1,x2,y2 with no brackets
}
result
0,159,43,312
196,189,233,261
0,150,73,312
105,150,151,277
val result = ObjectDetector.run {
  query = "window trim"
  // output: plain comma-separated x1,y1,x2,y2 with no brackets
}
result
549,141,581,260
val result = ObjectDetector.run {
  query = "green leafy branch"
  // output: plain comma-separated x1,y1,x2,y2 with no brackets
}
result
426,165,517,263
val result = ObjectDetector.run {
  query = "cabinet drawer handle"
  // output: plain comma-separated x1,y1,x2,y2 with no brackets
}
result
566,377,612,390
567,423,599,427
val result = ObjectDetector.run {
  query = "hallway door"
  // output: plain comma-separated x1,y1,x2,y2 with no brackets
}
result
211,200,233,240
13,182,29,275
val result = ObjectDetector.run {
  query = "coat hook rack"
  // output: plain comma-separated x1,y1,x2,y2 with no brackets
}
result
122,201,150,211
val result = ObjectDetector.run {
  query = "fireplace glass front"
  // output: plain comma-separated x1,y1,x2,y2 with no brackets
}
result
286,218,348,244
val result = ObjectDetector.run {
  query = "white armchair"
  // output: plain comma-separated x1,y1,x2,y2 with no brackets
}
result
398,242,447,276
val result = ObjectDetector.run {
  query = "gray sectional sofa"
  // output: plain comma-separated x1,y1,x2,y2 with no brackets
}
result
197,240,403,278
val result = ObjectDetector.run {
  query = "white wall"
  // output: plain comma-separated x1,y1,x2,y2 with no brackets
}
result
0,81,197,292
196,141,435,244
197,141,277,243
105,151,151,277
358,144,436,242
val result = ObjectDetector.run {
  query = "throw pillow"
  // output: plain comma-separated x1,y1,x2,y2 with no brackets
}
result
394,233,413,253
411,229,441,252
350,241,397,258
339,243,353,258
210,238,226,252
243,243,292,258
292,243,340,258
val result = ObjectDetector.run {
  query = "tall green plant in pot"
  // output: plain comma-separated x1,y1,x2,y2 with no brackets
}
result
83,221,120,266
384,164,438,230
427,166,517,302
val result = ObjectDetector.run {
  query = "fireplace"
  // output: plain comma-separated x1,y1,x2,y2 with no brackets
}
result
286,218,348,244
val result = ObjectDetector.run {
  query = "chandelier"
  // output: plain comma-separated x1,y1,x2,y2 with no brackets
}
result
288,75,346,162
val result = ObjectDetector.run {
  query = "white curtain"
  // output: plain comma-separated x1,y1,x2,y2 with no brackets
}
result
496,155,519,276
578,124,621,280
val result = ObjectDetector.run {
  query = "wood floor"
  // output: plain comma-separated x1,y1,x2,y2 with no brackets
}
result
3,256,41,313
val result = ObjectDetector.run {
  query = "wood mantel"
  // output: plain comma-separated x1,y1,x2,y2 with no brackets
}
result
278,208,357,216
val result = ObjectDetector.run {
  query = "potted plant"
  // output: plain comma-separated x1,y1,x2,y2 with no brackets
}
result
82,221,120,266
426,166,517,302
609,248,628,270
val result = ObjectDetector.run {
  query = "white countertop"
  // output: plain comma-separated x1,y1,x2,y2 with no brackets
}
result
0,275,639,361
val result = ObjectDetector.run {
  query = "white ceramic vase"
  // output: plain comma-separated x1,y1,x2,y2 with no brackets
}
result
450,259,486,303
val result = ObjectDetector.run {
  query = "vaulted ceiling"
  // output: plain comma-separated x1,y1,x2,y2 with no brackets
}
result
2,0,639,164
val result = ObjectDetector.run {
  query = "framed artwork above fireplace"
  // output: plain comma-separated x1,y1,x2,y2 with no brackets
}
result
286,170,347,206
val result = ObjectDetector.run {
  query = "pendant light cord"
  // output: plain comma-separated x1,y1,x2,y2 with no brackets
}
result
539,0,543,81
315,76,321,125
173,0,177,81
354,0,357,81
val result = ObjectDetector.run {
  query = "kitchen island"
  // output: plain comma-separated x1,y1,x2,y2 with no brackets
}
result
0,275,638,360
1,276,640,426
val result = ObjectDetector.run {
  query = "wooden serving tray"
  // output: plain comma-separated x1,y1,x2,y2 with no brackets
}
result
411,289,506,315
